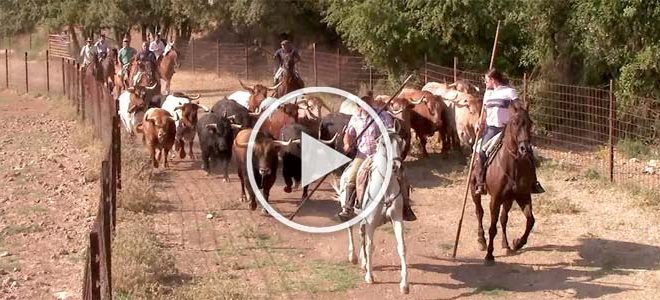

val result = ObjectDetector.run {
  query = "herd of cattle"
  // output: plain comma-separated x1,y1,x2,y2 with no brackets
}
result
116,78,483,210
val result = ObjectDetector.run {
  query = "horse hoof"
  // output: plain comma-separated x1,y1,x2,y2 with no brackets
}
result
364,274,374,284
513,238,524,251
484,258,496,266
283,186,292,193
401,285,409,294
249,201,257,211
260,208,270,216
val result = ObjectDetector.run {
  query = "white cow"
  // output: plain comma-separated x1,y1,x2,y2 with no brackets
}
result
118,89,147,136
160,93,210,159
227,91,251,110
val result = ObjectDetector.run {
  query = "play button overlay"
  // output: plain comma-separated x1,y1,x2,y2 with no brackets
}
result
246,87,394,234
301,132,351,188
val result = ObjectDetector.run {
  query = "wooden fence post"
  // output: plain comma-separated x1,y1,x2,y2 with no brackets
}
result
453,56,458,82
89,230,101,299
608,79,615,182
46,51,50,92
24,52,28,94
313,43,318,86
115,98,121,191
216,40,220,77
101,161,112,298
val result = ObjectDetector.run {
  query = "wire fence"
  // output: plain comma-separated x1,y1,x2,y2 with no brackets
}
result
173,39,658,188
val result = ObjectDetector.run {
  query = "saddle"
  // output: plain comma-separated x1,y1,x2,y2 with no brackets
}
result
475,132,504,167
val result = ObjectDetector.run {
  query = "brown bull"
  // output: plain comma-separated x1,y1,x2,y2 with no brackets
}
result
398,88,449,157
260,103,299,139
138,108,176,168
239,80,282,112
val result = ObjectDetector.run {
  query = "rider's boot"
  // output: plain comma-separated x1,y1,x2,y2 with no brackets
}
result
338,185,357,221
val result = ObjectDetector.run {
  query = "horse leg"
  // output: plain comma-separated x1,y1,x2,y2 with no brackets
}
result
500,199,514,254
347,227,357,264
364,222,376,284
188,138,195,160
485,197,502,265
359,223,367,271
513,194,535,251
472,184,487,251
418,134,429,158
392,219,409,294
222,160,230,183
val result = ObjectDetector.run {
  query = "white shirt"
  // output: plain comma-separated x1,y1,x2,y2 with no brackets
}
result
483,85,518,127
149,40,165,57
80,44,95,65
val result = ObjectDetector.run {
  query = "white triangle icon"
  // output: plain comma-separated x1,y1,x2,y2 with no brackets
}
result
301,132,351,188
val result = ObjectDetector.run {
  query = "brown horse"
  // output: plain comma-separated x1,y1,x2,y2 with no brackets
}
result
101,48,117,93
470,101,537,265
158,44,179,95
272,52,304,98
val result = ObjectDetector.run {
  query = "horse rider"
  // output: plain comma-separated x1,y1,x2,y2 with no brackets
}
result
149,32,166,64
273,40,301,84
117,38,137,83
95,33,109,62
473,68,545,195
338,94,417,222
136,41,157,81
79,38,95,70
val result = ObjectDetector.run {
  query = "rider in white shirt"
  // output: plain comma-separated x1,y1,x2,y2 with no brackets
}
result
79,38,95,69
149,33,165,61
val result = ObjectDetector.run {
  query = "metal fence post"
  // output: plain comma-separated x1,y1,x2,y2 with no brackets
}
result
424,53,428,84
24,52,28,94
191,38,195,74
608,79,615,182
313,43,318,86
4,49,8,89
46,50,50,92
245,45,249,80
336,47,341,87
61,58,65,95
453,56,458,82
523,73,527,104
216,40,220,77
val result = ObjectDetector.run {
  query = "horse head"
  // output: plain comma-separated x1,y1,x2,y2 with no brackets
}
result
377,126,405,172
505,101,534,157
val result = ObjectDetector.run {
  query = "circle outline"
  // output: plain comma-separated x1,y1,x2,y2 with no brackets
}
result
246,86,394,234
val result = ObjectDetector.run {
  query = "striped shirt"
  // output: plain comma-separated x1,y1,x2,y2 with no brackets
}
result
483,85,518,127
347,109,393,158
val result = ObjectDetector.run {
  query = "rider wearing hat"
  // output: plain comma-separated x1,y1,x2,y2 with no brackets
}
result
95,33,108,61
80,37,95,69
338,93,417,222
117,38,137,81
149,32,166,62
273,40,301,84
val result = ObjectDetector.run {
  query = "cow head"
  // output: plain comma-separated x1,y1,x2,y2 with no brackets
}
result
450,80,481,96
235,134,296,176
175,102,210,128
278,103,299,120
205,117,234,152
126,87,147,114
239,80,282,113
409,91,441,117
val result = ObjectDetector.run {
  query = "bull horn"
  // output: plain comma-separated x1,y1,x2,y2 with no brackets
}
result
273,138,293,147
205,124,218,131
408,97,424,105
448,83,457,88
188,93,201,100
238,80,253,92
319,133,339,145
227,114,236,120
473,86,480,92
174,105,183,111
230,124,243,129
248,112,260,116
197,104,210,112
235,140,249,148
389,107,404,114
146,81,158,90
267,81,283,90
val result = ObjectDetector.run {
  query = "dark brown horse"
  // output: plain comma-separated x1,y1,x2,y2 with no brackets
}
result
470,101,537,265
158,44,179,94
273,52,304,98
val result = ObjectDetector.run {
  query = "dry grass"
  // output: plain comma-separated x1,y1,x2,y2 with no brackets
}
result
118,137,162,213
113,212,177,298
165,274,256,300
537,196,582,215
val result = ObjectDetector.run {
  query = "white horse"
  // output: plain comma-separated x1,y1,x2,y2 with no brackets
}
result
333,128,409,294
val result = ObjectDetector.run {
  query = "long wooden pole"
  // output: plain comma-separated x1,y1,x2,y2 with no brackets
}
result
452,20,501,259
289,74,415,220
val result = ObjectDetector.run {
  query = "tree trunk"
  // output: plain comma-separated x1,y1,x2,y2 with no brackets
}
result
68,24,80,58
141,24,148,42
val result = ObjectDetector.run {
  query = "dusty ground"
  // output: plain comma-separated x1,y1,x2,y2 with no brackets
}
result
0,90,98,300
120,71,660,299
